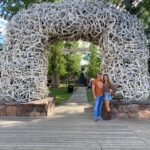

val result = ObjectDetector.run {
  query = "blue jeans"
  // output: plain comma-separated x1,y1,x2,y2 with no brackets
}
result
93,96,103,120
104,92,112,100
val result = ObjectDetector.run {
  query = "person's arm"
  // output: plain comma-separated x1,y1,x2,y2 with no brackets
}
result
92,81,96,100
109,82,116,94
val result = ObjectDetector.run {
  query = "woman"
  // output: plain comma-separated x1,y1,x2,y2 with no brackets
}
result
103,74,116,120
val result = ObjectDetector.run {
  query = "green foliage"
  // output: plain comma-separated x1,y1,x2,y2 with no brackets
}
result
122,0,150,26
66,53,81,78
87,44,101,78
104,0,150,26
48,41,67,77
64,41,81,80
64,40,79,52
48,40,81,84
0,0,59,19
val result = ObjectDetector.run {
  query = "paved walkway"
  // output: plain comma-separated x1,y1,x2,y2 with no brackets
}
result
0,87,150,150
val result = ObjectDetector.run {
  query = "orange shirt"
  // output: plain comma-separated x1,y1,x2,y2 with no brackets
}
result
92,79,104,96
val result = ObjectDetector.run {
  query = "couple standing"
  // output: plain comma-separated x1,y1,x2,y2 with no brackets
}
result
92,73,115,121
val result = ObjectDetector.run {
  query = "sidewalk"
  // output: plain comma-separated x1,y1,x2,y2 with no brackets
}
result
0,87,150,150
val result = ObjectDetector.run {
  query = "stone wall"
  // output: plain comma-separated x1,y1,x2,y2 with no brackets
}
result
0,97,55,117
111,101,150,119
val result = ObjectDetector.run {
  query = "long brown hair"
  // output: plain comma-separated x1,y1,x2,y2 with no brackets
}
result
103,74,109,83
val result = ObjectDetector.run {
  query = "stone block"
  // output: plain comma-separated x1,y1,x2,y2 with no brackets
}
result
6,106,17,116
0,105,6,110
128,112,139,119
139,105,150,111
138,110,150,119
111,107,118,114
16,105,33,116
30,112,41,117
108,101,150,119
115,113,128,119
0,105,6,116
126,104,139,113
0,97,55,117
35,105,46,113
40,112,47,116
47,100,55,115
118,105,127,113
22,104,34,112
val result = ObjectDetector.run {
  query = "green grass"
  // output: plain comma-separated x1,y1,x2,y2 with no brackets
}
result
86,88,94,105
50,85,78,105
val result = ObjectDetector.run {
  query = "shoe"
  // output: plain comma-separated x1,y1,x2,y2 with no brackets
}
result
98,116,102,120
103,111,111,120
94,116,102,121
108,111,112,120
103,111,108,120
107,112,110,120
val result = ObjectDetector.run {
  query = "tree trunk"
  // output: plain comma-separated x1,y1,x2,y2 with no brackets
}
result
52,72,60,88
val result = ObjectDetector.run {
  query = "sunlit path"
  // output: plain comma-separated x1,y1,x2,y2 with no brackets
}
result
0,87,150,150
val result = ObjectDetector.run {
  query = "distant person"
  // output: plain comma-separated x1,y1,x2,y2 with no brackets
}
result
79,71,85,85
103,74,116,120
92,73,104,121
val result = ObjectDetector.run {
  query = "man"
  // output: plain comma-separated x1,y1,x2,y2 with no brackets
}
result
92,73,104,121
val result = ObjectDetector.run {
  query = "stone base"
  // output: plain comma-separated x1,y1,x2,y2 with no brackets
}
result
0,97,55,117
110,100,150,119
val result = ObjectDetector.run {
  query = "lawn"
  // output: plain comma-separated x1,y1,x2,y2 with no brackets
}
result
86,88,94,105
49,85,77,105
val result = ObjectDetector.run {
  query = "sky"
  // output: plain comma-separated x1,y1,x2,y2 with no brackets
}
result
0,1,7,28
0,18,7,28
0,18,7,45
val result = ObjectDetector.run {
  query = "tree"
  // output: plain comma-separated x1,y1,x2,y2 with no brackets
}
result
87,44,101,78
48,41,67,87
0,0,58,19
65,53,81,83
102,0,149,27
64,41,79,53
48,40,81,86
64,41,81,83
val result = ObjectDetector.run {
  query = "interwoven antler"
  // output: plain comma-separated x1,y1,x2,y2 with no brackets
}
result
0,0,149,102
